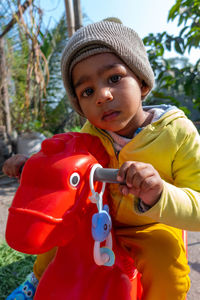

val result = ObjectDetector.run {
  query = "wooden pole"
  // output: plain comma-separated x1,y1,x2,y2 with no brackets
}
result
64,0,75,37
63,0,85,126
73,0,82,31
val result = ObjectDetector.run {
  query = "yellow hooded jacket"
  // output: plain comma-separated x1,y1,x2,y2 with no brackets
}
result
81,106,200,231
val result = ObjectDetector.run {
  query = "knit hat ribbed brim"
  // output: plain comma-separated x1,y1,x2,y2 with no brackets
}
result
61,21,155,116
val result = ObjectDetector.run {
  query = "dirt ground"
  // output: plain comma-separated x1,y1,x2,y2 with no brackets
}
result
0,177,19,241
0,176,200,299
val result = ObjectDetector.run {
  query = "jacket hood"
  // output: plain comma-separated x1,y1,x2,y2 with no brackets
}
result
143,104,187,128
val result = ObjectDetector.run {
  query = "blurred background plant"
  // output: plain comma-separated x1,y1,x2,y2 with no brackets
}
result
0,242,36,299
143,0,200,125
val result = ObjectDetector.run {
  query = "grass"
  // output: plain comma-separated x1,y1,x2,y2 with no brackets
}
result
0,241,36,300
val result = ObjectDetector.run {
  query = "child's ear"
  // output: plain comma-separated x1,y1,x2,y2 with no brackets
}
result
141,81,150,97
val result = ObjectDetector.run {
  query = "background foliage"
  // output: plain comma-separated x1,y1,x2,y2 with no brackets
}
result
143,0,200,124
0,242,35,299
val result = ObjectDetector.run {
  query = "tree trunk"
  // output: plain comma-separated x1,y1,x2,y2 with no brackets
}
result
0,37,12,136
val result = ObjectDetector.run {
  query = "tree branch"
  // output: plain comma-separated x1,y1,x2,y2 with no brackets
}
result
0,0,33,38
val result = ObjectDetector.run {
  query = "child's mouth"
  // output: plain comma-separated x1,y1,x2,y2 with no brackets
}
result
102,111,120,121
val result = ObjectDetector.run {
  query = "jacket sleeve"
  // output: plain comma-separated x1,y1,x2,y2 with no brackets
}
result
135,118,200,231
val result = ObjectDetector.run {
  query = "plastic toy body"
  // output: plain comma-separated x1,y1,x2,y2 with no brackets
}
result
92,204,112,242
6,133,140,300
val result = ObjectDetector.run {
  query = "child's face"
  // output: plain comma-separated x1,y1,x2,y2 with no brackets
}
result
72,53,149,137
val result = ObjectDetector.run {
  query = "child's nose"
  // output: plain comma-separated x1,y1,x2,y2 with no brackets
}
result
96,87,113,105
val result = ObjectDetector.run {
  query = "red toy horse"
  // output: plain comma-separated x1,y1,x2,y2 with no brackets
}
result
6,133,141,300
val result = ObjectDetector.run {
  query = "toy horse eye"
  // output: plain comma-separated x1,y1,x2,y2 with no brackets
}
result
69,172,80,187
27,290,33,297
104,224,107,231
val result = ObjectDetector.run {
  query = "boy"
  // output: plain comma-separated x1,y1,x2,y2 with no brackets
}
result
4,20,200,300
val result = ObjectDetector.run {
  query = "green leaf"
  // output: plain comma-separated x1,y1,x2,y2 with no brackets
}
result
174,39,185,54
165,38,172,51
168,2,180,21
179,26,189,36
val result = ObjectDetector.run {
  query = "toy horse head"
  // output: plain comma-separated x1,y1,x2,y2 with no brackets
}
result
6,133,109,254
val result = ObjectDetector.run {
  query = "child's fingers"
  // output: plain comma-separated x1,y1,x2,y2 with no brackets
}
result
3,162,17,177
141,173,162,192
117,161,137,183
2,154,28,178
118,161,153,187
119,185,130,196
2,160,12,176
126,163,154,188
131,174,163,205
117,161,163,205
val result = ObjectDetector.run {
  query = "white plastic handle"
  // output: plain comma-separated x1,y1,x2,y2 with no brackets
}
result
93,232,115,266
93,241,109,266
89,164,106,210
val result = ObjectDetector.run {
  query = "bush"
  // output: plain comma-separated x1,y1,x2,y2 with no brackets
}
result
0,242,36,299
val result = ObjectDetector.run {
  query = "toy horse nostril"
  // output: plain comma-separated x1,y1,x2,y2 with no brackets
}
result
41,138,66,155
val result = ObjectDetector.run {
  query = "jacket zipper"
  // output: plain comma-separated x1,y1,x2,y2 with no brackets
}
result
96,128,119,158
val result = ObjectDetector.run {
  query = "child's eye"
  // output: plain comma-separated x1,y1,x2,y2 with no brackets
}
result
82,88,93,97
109,75,121,83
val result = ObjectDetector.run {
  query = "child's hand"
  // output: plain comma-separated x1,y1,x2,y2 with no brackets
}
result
2,154,28,178
117,161,163,207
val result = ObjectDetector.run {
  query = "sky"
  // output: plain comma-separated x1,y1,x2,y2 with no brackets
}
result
40,0,199,64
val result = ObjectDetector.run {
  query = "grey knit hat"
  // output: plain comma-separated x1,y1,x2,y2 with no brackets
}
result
61,21,155,116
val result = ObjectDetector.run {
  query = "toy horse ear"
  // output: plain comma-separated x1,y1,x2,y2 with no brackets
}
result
103,204,109,214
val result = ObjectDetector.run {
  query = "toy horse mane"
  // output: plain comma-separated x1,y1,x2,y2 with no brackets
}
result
50,132,109,167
